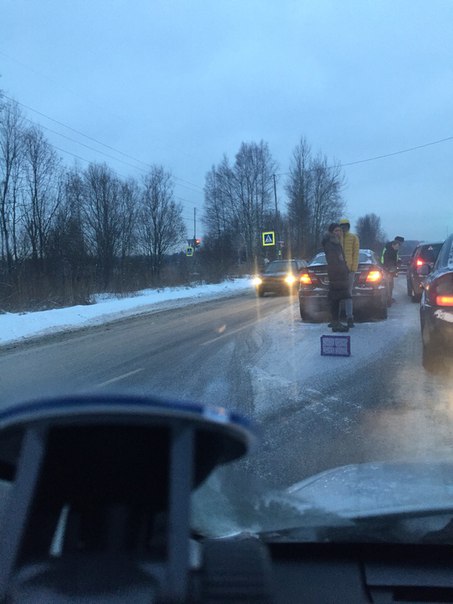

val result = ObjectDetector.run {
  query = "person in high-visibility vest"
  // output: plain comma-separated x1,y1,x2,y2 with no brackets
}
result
339,218,359,328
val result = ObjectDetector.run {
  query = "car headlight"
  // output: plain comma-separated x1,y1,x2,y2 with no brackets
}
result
252,277,263,286
285,274,296,285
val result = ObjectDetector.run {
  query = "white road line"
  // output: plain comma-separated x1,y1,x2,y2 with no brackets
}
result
96,368,144,387
201,323,256,346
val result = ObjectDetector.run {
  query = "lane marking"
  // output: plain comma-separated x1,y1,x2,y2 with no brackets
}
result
201,323,257,346
96,368,144,387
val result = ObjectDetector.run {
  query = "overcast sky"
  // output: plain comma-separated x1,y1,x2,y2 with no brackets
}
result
1,0,452,243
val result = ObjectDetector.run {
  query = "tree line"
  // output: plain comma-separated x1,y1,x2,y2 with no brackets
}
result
0,97,187,310
1,94,386,311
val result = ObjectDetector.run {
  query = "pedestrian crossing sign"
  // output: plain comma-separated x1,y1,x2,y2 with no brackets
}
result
262,231,275,246
186,246,194,257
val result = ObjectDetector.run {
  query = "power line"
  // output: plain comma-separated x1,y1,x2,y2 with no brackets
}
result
276,135,453,176
340,136,453,167
2,93,205,193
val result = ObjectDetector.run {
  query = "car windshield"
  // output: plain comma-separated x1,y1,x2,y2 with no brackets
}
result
418,244,443,263
310,251,377,266
1,1,453,559
264,261,297,273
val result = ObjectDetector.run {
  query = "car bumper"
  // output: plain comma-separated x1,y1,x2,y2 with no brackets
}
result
421,306,453,351
257,281,298,294
299,286,386,309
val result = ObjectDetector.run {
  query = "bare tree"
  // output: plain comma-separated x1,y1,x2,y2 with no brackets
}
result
81,163,123,289
0,98,25,275
203,142,278,266
45,167,90,303
232,141,277,263
139,165,186,281
21,125,62,267
203,164,231,238
309,154,345,253
119,178,140,261
285,137,312,258
355,213,386,253
285,140,345,257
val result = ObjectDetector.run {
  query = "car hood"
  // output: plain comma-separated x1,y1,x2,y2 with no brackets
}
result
249,461,453,543
194,462,453,543
282,461,453,519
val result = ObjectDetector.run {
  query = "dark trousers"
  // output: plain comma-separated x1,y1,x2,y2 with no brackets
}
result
330,298,341,322
330,297,351,322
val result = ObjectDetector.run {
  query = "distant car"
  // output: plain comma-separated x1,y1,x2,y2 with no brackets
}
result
406,242,443,302
397,240,420,273
253,259,307,296
298,249,388,321
419,234,453,371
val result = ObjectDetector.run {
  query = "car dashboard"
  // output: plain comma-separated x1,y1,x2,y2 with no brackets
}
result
0,394,452,603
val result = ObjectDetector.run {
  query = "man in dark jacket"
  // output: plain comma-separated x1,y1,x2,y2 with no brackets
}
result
382,236,404,305
322,223,351,333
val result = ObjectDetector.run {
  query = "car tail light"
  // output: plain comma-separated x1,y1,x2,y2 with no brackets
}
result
365,270,383,283
416,258,424,267
426,274,453,306
300,271,319,286
358,268,383,284
437,296,453,306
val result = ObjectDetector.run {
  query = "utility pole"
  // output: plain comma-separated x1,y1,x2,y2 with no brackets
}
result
193,208,197,241
272,174,278,215
273,174,281,258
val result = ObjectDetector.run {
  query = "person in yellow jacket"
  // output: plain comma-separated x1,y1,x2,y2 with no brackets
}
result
339,218,360,327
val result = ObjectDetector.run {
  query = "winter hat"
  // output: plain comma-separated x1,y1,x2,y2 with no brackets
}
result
328,223,340,233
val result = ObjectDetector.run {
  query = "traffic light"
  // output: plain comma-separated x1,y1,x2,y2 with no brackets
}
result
195,238,201,247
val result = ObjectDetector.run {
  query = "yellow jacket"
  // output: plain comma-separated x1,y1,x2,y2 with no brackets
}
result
341,231,359,272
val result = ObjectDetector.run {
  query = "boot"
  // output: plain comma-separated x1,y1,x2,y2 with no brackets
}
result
347,317,355,328
331,322,349,333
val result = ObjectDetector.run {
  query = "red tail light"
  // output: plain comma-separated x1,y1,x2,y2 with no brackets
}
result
416,259,424,267
436,296,453,306
358,267,383,284
365,270,383,284
426,274,453,306
300,271,319,286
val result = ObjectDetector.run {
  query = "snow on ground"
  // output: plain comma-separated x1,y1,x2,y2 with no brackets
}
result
0,278,253,346
248,278,420,416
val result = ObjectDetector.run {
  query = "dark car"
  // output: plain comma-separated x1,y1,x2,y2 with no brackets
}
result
253,259,307,296
419,234,453,371
298,249,388,321
397,239,420,273
406,241,443,302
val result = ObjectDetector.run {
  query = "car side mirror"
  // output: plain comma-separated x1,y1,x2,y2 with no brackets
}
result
419,264,431,276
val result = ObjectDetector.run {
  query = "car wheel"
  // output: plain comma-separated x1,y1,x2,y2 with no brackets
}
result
257,287,265,297
406,278,412,297
299,303,310,321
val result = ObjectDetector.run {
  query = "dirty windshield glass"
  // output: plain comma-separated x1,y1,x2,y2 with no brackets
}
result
1,1,453,548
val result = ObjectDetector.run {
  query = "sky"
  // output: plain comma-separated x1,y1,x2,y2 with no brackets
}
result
1,0,452,243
